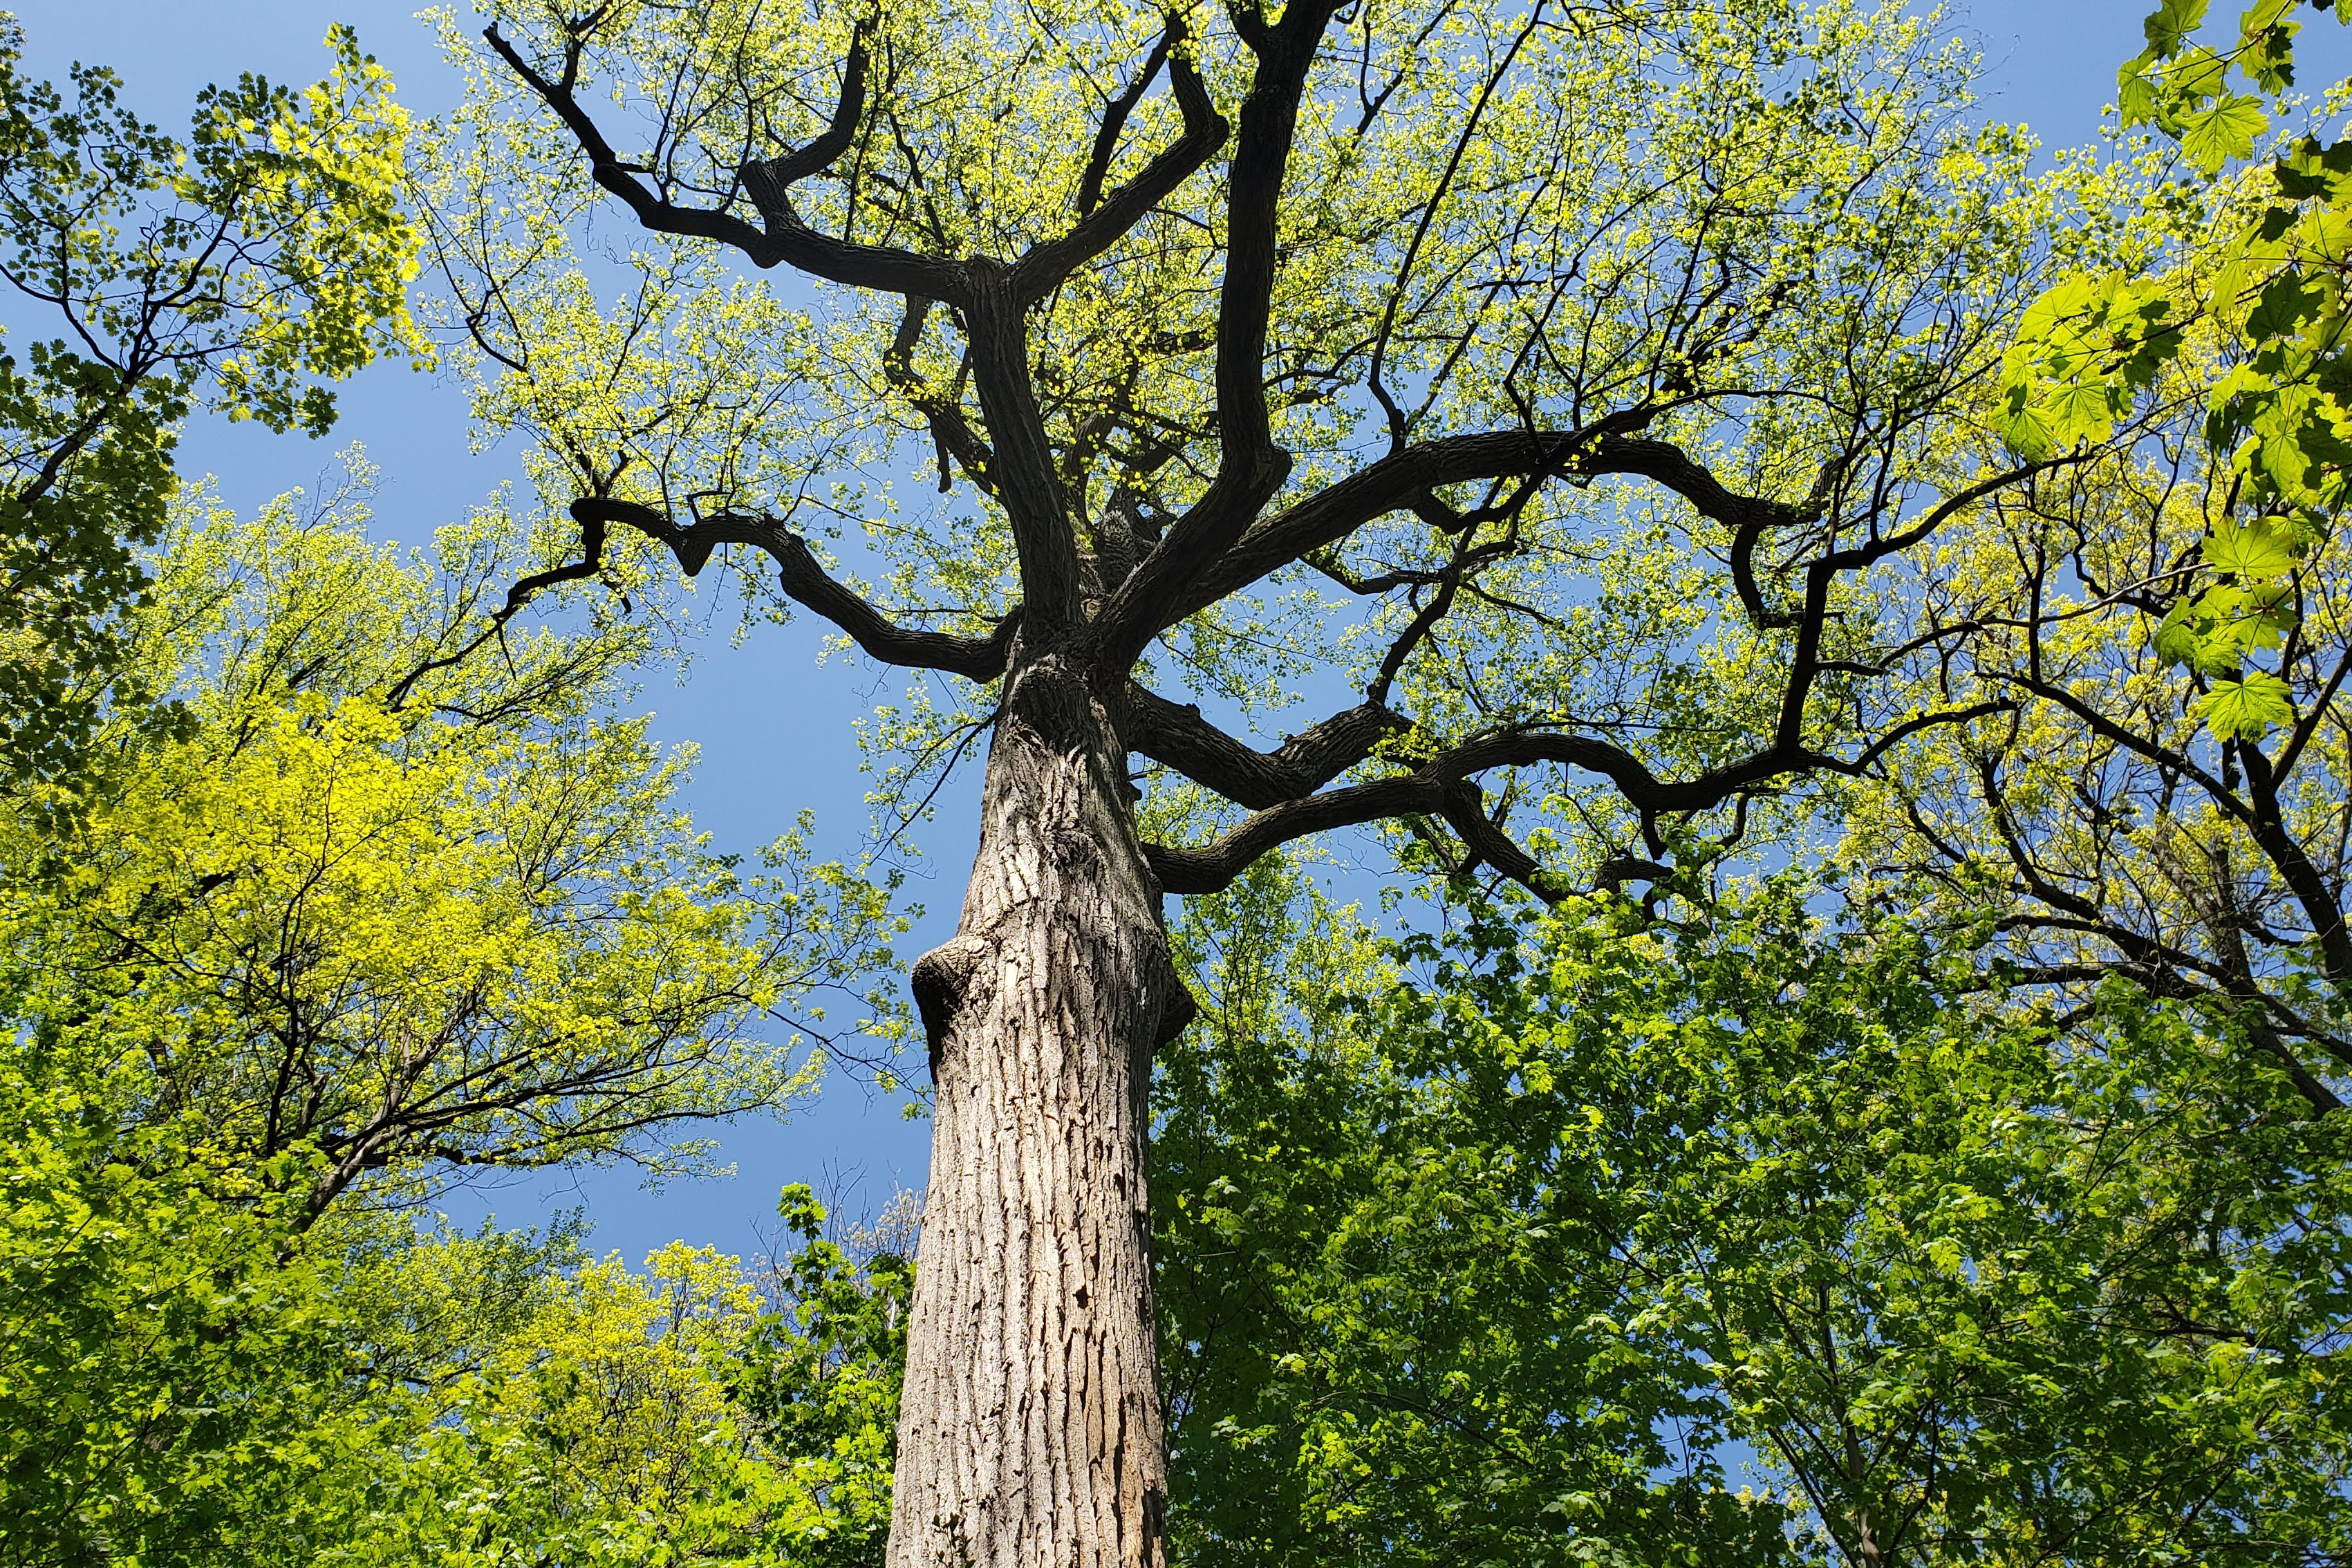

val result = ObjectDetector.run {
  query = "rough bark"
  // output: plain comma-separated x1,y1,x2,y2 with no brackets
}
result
890,648,1191,1568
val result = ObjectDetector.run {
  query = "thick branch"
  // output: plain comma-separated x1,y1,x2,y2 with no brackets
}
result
964,277,1084,631
1146,703,2005,895
573,496,1014,681
747,26,871,190
1121,685,1404,808
1151,427,1771,636
1011,26,1226,301
1090,1,1342,669
483,22,967,302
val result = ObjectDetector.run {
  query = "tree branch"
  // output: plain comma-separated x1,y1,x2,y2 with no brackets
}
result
1147,425,1764,637
383,512,612,709
1145,701,2006,895
1074,30,1172,218
1011,22,1226,300
1121,684,1404,808
886,296,996,494
1088,1,1343,669
572,496,1015,680
483,20,967,302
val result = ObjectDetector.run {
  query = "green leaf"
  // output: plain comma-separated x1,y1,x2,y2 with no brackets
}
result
1999,399,2056,460
2203,520,2299,577
2239,0,2301,92
2152,601,2201,666
2245,274,2324,339
2145,0,2214,55
2195,671,2296,737
2181,94,2269,172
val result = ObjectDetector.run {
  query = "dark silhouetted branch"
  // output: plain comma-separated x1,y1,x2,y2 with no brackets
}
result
572,496,1015,680
483,19,967,302
1014,22,1224,299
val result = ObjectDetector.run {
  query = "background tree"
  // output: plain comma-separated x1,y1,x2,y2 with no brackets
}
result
0,20,420,790
1153,859,2352,1567
1853,0,2352,1114
0,463,909,1563
420,3,2122,1558
3,460,908,1222
0,1069,351,1568
331,1208,909,1568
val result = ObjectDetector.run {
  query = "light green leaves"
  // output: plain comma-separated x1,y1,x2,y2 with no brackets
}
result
2146,519,2305,736
5,472,911,1211
2140,0,2212,57
2022,6,2352,749
1998,271,2175,459
2205,517,2300,576
2116,0,2326,143
2181,91,2268,171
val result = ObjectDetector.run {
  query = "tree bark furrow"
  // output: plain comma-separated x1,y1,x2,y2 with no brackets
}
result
890,655,1174,1568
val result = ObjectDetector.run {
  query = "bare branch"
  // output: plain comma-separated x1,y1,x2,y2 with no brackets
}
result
886,296,996,494
572,496,1015,680
384,512,613,710
1121,685,1403,807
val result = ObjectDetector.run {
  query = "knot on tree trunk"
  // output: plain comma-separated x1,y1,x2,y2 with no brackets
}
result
911,935,989,1080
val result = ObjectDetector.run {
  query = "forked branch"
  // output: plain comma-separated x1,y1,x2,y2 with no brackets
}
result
1144,702,2009,896
482,17,967,301
1121,685,1405,808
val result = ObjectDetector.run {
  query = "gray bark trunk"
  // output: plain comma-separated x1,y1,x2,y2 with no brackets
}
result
887,649,1189,1568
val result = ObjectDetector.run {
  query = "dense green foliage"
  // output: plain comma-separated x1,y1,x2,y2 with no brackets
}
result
331,1190,909,1568
0,1076,347,1567
1157,861,2352,1566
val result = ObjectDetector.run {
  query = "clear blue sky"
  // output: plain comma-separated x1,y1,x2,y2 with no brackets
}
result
5,0,2167,1264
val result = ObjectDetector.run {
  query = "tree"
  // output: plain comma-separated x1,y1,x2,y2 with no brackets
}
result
0,467,911,1561
331,1232,833,1568
0,19,419,790
298,1186,911,1568
3,461,908,1223
727,1184,918,1568
1847,0,2352,1117
1153,859,2352,1566
416,3,2117,1558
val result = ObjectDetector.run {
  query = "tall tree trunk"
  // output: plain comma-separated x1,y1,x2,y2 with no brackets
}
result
888,649,1191,1568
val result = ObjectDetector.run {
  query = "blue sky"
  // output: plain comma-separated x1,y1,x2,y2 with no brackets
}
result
6,0,2168,1264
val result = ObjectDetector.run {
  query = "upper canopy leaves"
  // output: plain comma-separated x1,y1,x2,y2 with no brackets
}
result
435,0,2093,900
